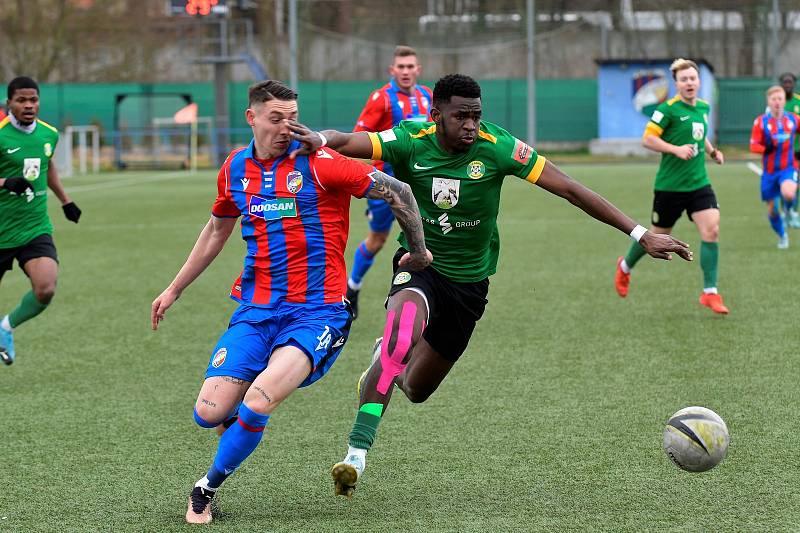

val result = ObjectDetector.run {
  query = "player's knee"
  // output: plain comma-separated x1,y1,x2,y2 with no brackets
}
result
366,231,389,251
33,283,56,304
242,390,277,415
402,383,433,404
193,406,222,429
703,225,720,241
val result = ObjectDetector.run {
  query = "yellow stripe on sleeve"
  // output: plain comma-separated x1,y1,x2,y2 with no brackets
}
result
643,123,663,138
37,119,58,133
367,132,382,160
525,155,547,184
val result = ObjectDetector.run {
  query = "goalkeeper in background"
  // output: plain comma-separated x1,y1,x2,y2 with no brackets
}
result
0,76,81,365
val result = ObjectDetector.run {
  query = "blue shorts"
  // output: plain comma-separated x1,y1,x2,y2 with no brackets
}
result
205,302,352,388
366,198,395,233
761,168,798,201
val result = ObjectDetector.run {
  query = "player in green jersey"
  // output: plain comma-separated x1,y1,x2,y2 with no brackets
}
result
0,77,81,365
615,59,729,315
288,74,692,497
778,72,800,227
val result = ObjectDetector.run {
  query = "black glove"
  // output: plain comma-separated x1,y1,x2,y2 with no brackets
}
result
1,176,33,195
62,202,81,223
794,150,800,161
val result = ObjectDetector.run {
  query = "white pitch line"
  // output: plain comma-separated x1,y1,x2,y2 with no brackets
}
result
63,171,200,194
746,162,762,176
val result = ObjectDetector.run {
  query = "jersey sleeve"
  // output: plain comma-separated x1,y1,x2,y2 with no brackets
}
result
354,90,387,132
496,130,546,184
311,147,375,198
211,158,240,218
750,116,766,154
365,123,412,168
644,103,670,138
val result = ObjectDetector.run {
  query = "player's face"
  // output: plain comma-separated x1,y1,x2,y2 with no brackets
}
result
768,91,786,115
674,67,699,101
247,99,298,158
389,55,421,91
432,96,482,153
7,88,39,126
781,76,795,95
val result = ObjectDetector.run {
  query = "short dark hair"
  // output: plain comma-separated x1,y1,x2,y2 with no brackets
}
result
7,76,39,100
393,45,417,58
780,72,796,83
432,74,481,106
248,80,297,107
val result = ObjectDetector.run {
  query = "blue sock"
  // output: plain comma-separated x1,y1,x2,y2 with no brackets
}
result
349,242,376,286
206,403,269,489
769,212,785,237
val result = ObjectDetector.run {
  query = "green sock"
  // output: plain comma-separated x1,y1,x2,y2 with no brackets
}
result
8,290,49,328
700,241,719,289
348,403,383,451
624,241,647,270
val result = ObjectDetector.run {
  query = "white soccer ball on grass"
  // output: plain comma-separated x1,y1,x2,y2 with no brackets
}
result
663,406,729,472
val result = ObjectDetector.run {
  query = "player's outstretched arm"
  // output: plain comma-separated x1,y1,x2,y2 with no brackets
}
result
535,161,693,261
366,169,432,270
286,120,374,160
151,216,237,330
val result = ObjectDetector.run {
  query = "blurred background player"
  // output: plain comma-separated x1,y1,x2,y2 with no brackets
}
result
346,45,433,318
778,72,800,226
288,73,692,498
0,76,81,365
150,80,429,525
750,86,800,248
615,59,728,314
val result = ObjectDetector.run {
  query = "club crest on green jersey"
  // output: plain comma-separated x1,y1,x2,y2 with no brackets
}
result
432,177,460,209
692,122,704,141
468,160,485,179
44,143,52,157
23,158,41,180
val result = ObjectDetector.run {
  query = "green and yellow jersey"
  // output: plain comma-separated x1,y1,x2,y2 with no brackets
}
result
367,119,545,283
788,93,800,151
0,116,59,248
644,96,711,192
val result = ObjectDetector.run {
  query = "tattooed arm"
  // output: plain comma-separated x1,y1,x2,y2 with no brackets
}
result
366,169,432,270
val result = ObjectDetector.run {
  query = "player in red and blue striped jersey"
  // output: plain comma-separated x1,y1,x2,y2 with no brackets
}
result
346,45,433,318
750,85,800,248
150,80,430,525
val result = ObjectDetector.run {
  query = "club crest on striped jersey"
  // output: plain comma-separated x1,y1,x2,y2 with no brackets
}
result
212,347,227,368
432,177,460,209
286,170,303,193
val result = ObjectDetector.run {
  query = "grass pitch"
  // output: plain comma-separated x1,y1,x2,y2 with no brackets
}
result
1,161,797,531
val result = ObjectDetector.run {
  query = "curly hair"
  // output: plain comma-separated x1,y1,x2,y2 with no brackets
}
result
432,74,481,106
7,76,39,100
248,80,297,107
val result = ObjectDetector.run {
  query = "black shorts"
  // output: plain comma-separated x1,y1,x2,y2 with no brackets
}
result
0,234,58,281
387,248,489,362
651,185,719,228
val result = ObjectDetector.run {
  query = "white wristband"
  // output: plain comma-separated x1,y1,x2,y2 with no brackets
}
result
629,224,647,242
317,132,328,147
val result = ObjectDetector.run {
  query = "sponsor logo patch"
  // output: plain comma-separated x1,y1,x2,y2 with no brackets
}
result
393,272,411,285
512,139,532,165
379,129,397,142
23,158,41,180
651,110,664,123
692,122,705,141
212,347,227,368
286,170,303,193
248,195,297,220
431,178,460,209
468,160,485,179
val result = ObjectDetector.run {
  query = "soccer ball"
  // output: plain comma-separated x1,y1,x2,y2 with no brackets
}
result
663,406,729,472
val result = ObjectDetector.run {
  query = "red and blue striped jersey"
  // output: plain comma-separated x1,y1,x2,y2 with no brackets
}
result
212,139,374,307
354,79,432,174
750,112,800,173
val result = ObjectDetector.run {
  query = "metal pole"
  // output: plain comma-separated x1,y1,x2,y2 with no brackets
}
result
289,0,298,90
772,0,780,78
214,17,230,166
92,127,100,173
526,0,536,145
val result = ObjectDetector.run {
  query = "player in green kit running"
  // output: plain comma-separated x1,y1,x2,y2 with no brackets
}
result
288,74,692,497
614,58,729,314
0,77,81,365
778,72,800,227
